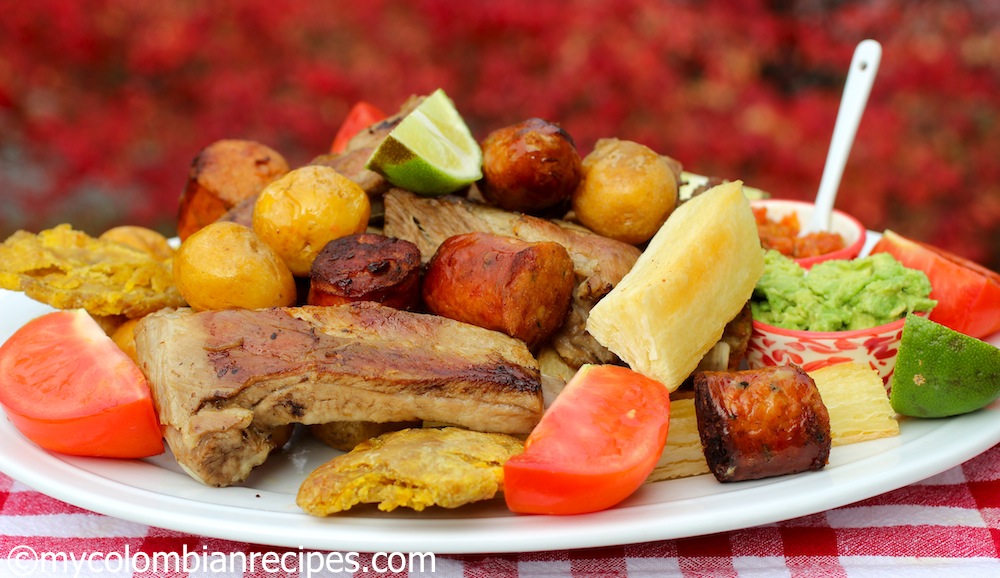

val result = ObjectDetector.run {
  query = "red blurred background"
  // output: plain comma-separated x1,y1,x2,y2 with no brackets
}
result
1,0,998,270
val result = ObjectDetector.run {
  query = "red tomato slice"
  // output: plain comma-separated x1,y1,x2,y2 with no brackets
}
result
330,101,386,153
871,230,1000,338
0,309,163,458
503,364,671,515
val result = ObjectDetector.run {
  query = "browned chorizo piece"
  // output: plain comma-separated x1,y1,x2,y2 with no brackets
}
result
478,118,582,215
177,139,289,241
308,233,422,311
422,232,575,349
694,364,831,483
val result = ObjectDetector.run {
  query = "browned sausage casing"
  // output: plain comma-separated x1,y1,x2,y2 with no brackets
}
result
177,139,289,240
694,364,831,483
422,232,575,349
308,233,422,310
479,118,582,215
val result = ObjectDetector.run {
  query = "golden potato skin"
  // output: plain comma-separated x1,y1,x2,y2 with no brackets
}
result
177,139,289,241
252,165,371,276
479,118,582,215
99,226,175,261
422,232,575,349
110,317,142,364
309,421,421,452
173,221,297,311
572,138,679,245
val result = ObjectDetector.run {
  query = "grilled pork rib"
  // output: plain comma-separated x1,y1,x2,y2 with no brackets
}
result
135,302,543,487
383,189,641,367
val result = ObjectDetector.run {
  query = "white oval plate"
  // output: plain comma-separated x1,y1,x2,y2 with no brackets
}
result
1,283,999,554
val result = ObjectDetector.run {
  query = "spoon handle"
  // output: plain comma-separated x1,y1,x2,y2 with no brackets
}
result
807,39,882,233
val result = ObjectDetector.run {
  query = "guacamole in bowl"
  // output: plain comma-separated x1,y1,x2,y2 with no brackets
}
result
751,250,937,332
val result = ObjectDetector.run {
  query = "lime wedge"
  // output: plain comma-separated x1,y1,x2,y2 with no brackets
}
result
890,314,1000,418
366,89,482,196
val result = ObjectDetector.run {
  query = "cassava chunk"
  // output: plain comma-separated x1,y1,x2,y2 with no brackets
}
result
586,181,764,391
811,362,898,445
646,396,710,481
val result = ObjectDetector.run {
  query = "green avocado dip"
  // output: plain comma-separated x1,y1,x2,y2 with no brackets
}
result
750,250,937,332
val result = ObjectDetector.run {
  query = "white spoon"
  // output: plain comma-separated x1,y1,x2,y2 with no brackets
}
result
805,39,882,233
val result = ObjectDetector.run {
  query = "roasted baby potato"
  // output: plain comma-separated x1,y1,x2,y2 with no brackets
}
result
422,232,575,349
99,226,175,261
172,221,297,311
478,118,582,215
110,317,142,364
309,421,421,452
252,165,371,276
572,138,679,245
177,139,289,241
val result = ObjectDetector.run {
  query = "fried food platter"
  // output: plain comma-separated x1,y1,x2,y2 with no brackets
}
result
2,281,1000,554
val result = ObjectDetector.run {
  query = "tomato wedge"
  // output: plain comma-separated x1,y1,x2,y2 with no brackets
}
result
503,364,671,515
330,101,386,153
871,230,1000,338
0,309,163,458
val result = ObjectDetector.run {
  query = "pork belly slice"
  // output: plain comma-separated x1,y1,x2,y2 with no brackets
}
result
134,302,543,487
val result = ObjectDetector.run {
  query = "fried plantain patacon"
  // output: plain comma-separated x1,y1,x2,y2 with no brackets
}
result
0,224,185,318
297,427,524,515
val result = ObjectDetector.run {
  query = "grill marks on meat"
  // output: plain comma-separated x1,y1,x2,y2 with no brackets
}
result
383,189,641,367
135,302,543,487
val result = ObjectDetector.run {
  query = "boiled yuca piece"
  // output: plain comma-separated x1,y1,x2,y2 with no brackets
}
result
646,397,709,482
810,362,899,445
586,181,764,391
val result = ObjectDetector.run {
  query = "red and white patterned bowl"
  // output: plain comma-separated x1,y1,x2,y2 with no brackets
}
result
746,316,910,387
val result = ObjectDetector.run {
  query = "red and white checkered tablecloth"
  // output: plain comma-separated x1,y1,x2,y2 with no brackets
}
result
3,444,1000,577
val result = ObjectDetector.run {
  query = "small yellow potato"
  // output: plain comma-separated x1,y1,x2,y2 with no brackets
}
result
110,317,142,364
252,165,371,276
572,138,678,245
99,225,175,261
173,221,297,311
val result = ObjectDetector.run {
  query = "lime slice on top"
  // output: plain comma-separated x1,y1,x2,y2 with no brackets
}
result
366,89,482,196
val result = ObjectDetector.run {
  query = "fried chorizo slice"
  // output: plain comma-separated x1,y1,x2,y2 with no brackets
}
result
308,233,422,310
177,139,289,240
422,232,575,349
694,364,831,483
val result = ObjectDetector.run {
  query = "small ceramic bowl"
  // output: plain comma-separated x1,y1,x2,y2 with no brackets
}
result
751,198,867,269
746,316,911,386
